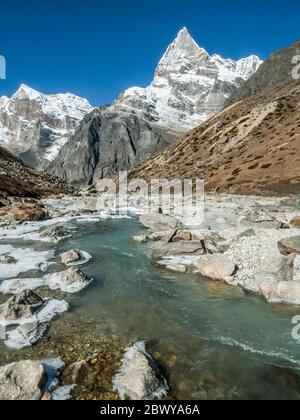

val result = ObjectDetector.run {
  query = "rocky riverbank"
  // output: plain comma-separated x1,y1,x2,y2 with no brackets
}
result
0,192,300,400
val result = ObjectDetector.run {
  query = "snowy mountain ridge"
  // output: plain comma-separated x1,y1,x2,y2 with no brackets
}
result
0,84,93,167
116,28,262,134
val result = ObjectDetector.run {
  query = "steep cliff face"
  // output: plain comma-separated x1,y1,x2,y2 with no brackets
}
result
48,28,261,185
128,40,300,197
0,84,93,168
48,108,168,186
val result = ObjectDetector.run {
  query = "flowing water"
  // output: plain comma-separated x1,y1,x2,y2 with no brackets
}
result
1,217,300,400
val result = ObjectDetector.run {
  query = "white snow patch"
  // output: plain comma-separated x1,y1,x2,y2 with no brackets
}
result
0,245,54,279
0,298,69,327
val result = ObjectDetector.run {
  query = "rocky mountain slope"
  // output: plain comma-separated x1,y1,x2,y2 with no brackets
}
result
128,41,300,197
48,28,261,186
0,84,93,168
227,39,300,105
0,146,71,208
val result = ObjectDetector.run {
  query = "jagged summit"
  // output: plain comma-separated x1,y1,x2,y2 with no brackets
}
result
118,28,262,134
13,84,43,101
155,28,209,78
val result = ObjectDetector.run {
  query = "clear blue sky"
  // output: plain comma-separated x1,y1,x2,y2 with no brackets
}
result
0,0,299,106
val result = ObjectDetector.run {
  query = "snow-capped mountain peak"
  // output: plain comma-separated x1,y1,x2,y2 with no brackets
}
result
13,83,43,100
117,28,263,134
0,84,93,166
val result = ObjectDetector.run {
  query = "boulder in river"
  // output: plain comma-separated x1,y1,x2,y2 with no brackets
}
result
0,290,44,321
113,342,168,400
5,322,47,350
196,255,238,283
278,237,300,256
52,267,92,293
0,255,17,264
263,281,300,305
0,360,45,400
40,224,74,241
151,241,204,259
60,249,81,265
139,214,182,232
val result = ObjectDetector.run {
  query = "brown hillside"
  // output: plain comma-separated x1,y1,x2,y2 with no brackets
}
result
128,81,300,197
0,146,72,207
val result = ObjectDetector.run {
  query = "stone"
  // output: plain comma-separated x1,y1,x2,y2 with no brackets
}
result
278,237,300,256
165,264,187,273
291,217,300,228
61,361,89,385
40,224,74,240
113,342,168,400
265,281,300,305
60,267,89,285
237,229,256,239
0,291,44,321
277,222,290,230
133,236,149,243
241,256,296,296
0,255,17,264
60,249,81,265
133,230,176,244
241,273,277,295
172,231,192,242
0,360,45,400
196,255,238,283
139,214,181,233
5,322,47,350
275,255,295,282
247,211,275,223
151,241,204,259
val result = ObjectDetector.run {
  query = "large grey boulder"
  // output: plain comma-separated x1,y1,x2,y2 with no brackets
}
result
60,249,81,265
278,237,300,256
196,255,238,283
0,291,44,321
139,214,182,233
0,360,45,400
263,281,300,305
113,342,168,400
60,267,90,287
151,241,204,259
241,255,295,295
45,267,92,294
40,224,74,241
60,249,91,267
